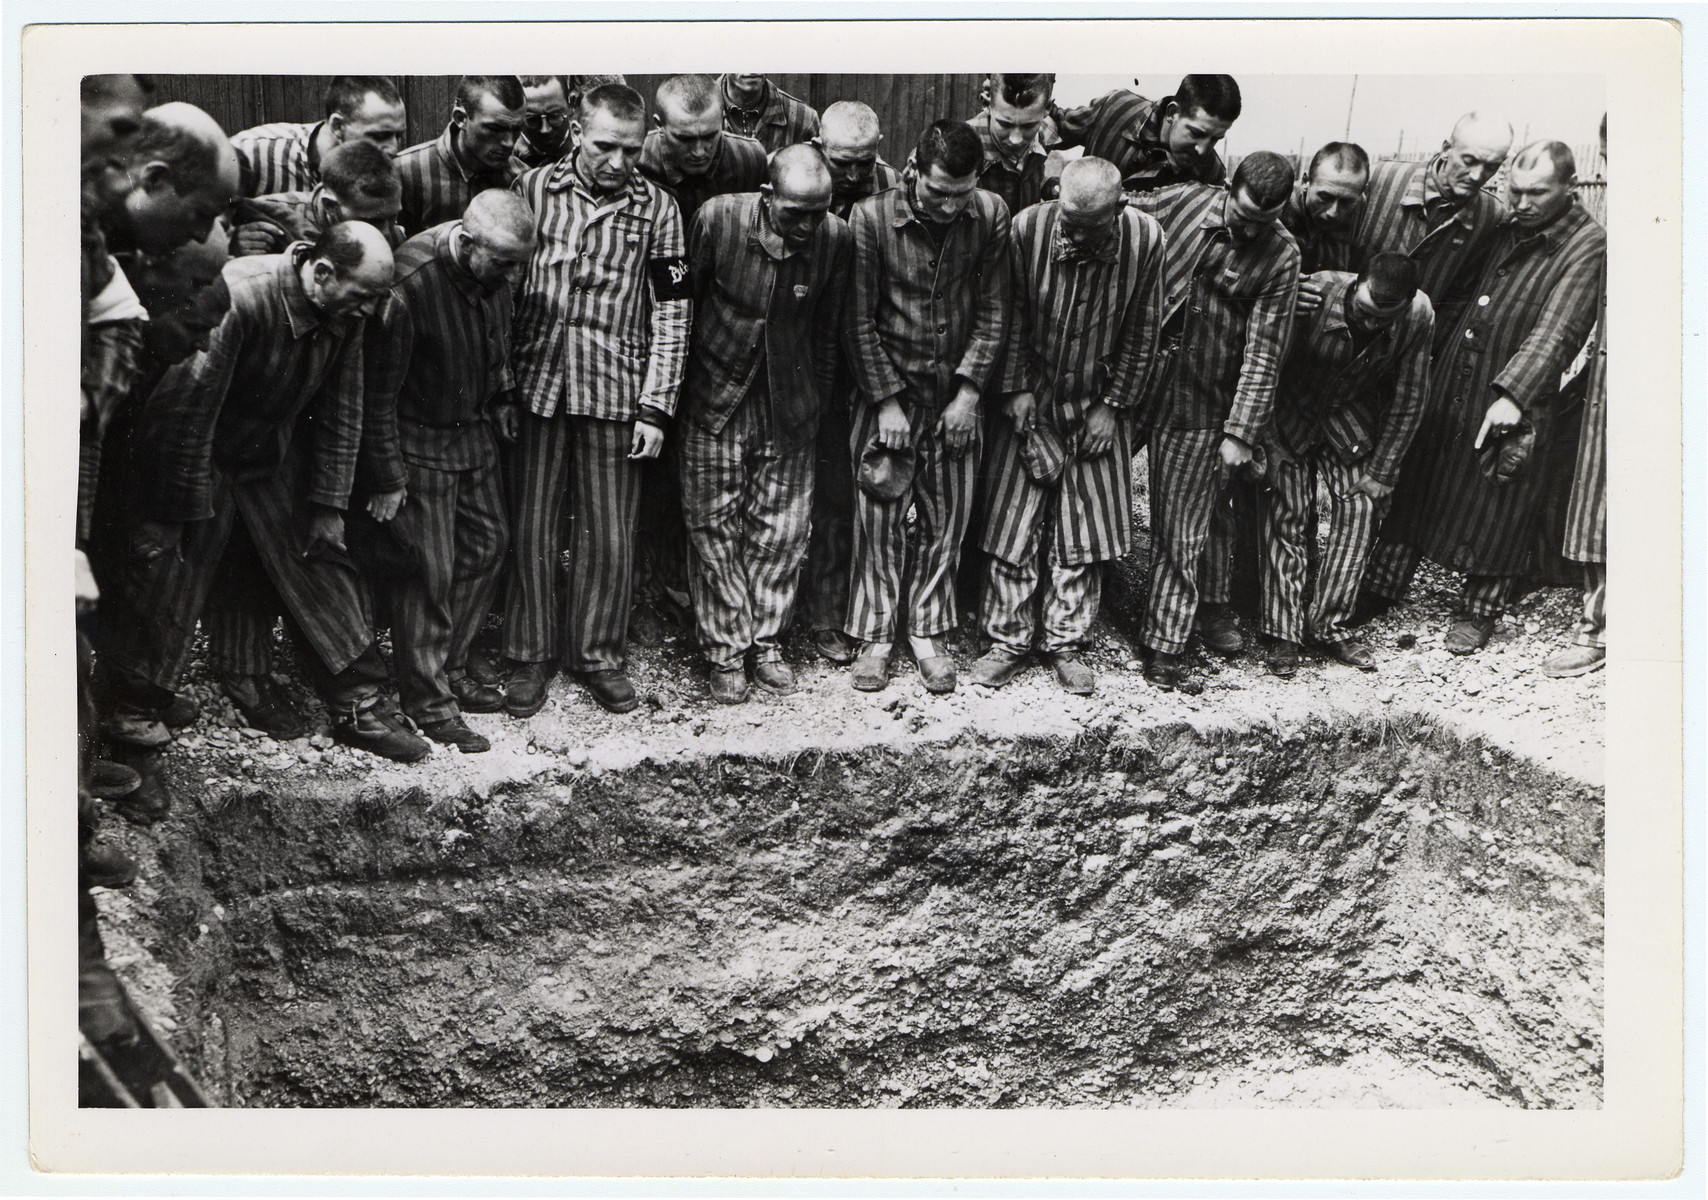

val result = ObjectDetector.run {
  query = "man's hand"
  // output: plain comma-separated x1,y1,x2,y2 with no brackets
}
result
938,388,980,458
1080,400,1118,458
305,506,346,557
875,397,912,450
1002,391,1036,435
232,222,286,257
1352,474,1394,502
1474,395,1525,450
629,420,666,460
492,403,520,443
1219,435,1254,474
1296,273,1330,315
366,487,406,523
132,519,182,563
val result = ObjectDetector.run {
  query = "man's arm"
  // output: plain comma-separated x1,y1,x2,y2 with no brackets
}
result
1103,212,1168,413
637,192,693,424
845,202,908,406
1365,297,1436,486
996,212,1034,398
810,224,851,403
951,194,1013,394
1045,90,1110,153
307,322,368,514
1489,239,1605,418
1223,243,1303,447
357,296,409,502
142,303,244,523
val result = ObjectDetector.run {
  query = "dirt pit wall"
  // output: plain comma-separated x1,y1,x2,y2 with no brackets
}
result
134,714,1601,1109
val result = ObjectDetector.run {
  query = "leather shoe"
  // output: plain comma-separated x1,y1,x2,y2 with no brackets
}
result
1349,590,1397,628
221,674,309,740
448,670,504,714
709,666,749,704
628,602,666,648
86,759,141,800
850,649,890,692
1324,638,1377,671
1049,651,1095,695
969,645,1028,688
464,645,503,687
582,669,640,714
421,716,491,753
752,659,797,695
112,770,172,826
1445,616,1497,656
1264,638,1302,678
1193,605,1244,655
812,628,860,665
1144,650,1186,691
148,692,200,728
916,643,956,694
1543,644,1605,677
503,661,550,717
80,839,138,890
101,704,172,750
333,695,430,763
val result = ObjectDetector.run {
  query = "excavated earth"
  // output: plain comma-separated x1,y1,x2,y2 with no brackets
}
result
92,557,1604,1110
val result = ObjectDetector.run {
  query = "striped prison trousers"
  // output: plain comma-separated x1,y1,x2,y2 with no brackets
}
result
1361,540,1513,620
679,384,815,670
983,549,1100,655
1574,563,1606,649
846,401,981,645
503,411,641,674
802,397,855,633
1258,448,1386,646
1143,427,1236,656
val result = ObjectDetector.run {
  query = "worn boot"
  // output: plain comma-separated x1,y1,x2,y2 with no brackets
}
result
970,645,1028,689
221,674,309,740
1048,651,1095,695
420,715,491,753
332,695,430,763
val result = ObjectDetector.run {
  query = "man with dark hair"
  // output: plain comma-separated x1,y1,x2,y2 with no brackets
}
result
970,157,1166,695
680,145,850,703
843,119,1011,694
232,138,403,256
964,73,1056,215
1360,141,1604,656
105,222,429,761
395,75,526,237
1126,151,1300,691
1257,252,1433,677
102,102,241,257
231,76,407,198
1051,74,1241,192
502,83,691,717
513,75,575,172
1285,141,1371,277
362,190,537,751
718,73,820,154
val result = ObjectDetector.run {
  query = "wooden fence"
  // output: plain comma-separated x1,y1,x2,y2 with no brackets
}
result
148,74,987,156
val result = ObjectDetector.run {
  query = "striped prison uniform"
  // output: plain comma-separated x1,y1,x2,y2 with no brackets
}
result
78,267,147,546
1562,284,1607,648
1281,182,1363,274
363,221,514,724
718,77,820,154
1049,90,1227,193
232,188,405,257
635,132,771,607
1350,158,1506,351
1365,202,1605,620
1258,273,1434,646
108,249,385,702
396,125,516,239
844,183,1011,644
1126,183,1301,655
230,120,322,198
979,199,1166,653
503,161,691,672
965,110,1051,217
680,193,850,668
802,160,905,634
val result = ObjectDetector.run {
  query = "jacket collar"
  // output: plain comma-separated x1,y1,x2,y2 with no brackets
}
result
279,246,328,337
436,222,490,301
546,156,652,212
892,178,972,231
721,75,785,127
748,194,794,261
1050,205,1123,264
643,129,729,187
1504,198,1591,253
968,109,1048,173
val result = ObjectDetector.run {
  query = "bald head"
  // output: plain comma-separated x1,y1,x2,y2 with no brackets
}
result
464,188,535,247
655,74,721,121
1510,139,1577,184
1058,156,1123,212
1435,111,1513,203
303,220,393,319
1507,140,1578,230
820,100,882,149
107,103,238,255
769,143,833,202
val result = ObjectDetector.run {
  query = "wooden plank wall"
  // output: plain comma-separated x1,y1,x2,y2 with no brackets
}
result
148,74,987,152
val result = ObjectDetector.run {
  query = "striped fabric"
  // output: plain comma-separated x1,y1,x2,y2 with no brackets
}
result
845,183,1011,409
639,131,769,228
510,161,691,422
231,120,321,198
982,552,1100,655
964,110,1050,216
1280,183,1362,274
718,77,820,153
1258,447,1386,645
680,381,816,669
140,249,365,524
232,188,405,256
1127,182,1301,446
78,319,145,544
1379,202,1605,579
1562,291,1606,563
830,160,901,220
396,125,515,238
1573,563,1605,648
1350,158,1506,345
502,411,641,671
1142,426,1233,654
1049,90,1227,191
1271,272,1435,487
803,397,856,631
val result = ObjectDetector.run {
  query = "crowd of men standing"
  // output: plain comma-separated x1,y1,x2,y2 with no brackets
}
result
73,71,1608,920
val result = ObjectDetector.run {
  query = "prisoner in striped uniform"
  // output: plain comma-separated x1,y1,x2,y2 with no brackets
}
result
362,194,535,752
964,74,1056,216
1049,75,1240,193
969,158,1166,696
395,76,525,238
107,226,429,762
1362,143,1605,656
231,138,404,257
1282,141,1370,276
1125,156,1301,689
844,120,1011,694
680,150,850,703
501,83,692,718
718,74,820,154
803,102,902,665
230,77,407,198
1257,257,1433,675
1348,112,1512,348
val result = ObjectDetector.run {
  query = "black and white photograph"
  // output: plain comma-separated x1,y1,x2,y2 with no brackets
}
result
12,10,1689,1185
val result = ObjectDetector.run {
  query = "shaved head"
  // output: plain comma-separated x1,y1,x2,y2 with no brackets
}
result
109,102,239,254
1434,110,1513,203
1449,111,1515,157
1510,139,1577,184
769,143,833,202
1058,156,1122,211
463,188,536,248
655,73,722,121
820,100,881,148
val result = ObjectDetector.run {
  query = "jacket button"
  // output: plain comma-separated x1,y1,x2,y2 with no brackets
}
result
1477,295,1490,306
1464,329,1474,339
928,259,937,268
937,324,947,333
